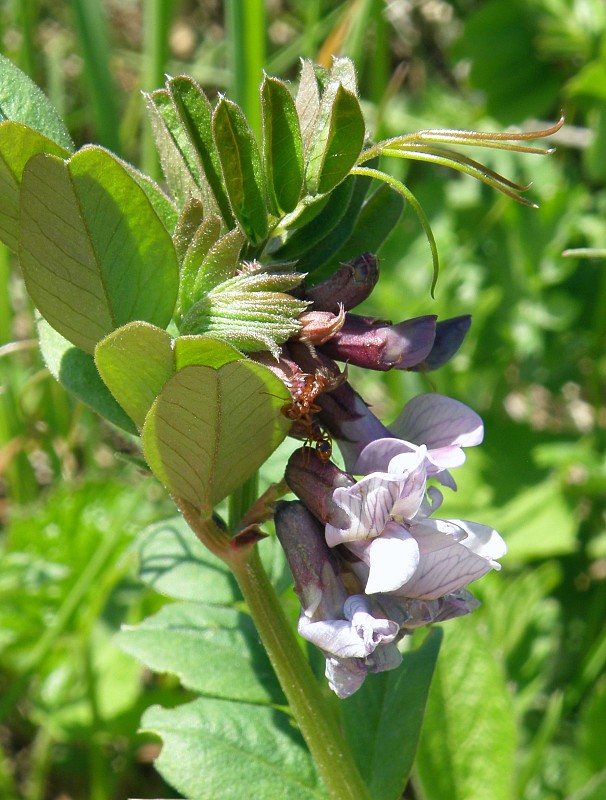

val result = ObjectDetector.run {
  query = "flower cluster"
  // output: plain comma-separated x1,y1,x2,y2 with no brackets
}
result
270,254,506,697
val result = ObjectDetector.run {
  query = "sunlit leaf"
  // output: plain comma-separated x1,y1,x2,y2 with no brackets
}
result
95,322,174,429
342,629,442,800
142,361,289,512
0,53,74,150
415,618,517,800
168,75,234,225
117,603,283,704
19,146,179,354
304,62,365,196
213,97,268,245
142,698,327,800
0,122,70,252
261,75,304,214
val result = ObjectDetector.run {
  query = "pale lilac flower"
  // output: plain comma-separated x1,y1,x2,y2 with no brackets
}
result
324,400,506,598
274,500,403,698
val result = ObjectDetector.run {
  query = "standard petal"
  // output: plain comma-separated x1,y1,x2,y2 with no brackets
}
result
353,437,415,475
389,393,484,448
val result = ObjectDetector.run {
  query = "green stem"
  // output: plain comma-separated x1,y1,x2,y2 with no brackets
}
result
230,548,372,800
225,0,265,138
228,470,259,530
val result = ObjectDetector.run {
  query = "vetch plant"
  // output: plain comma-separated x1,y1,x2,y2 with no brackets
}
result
0,52,562,799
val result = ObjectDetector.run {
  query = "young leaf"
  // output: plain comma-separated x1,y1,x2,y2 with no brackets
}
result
142,361,290,513
172,196,206,265
178,212,223,317
142,698,327,800
190,226,244,304
117,156,179,233
304,59,365,196
0,121,70,252
261,75,304,214
19,146,179,354
296,59,321,152
37,317,138,434
0,53,74,151
271,175,355,262
213,97,269,245
330,182,405,266
167,75,235,226
94,322,174,429
144,88,202,207
341,629,442,800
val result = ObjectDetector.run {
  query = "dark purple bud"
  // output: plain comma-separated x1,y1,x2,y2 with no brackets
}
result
315,378,392,471
409,315,472,372
304,253,379,313
285,448,354,526
320,314,437,371
274,500,349,616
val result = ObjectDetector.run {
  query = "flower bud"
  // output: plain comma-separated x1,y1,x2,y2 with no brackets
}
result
320,314,437,370
304,253,379,313
285,448,354,527
409,315,471,372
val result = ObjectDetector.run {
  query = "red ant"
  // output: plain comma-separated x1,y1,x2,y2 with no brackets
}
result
281,367,343,462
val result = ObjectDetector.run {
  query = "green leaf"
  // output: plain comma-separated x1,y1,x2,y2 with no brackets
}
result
19,146,179,354
272,175,355,262
298,172,378,276
261,75,304,214
213,97,269,245
304,63,365,196
341,629,442,800
142,361,289,512
144,88,203,207
415,618,517,800
331,182,405,266
142,698,327,800
296,59,321,152
0,121,70,252
116,602,283,703
117,156,179,234
177,212,222,317
0,54,74,151
95,325,246,428
173,196,205,265
94,322,174,429
134,516,237,603
167,75,235,226
191,227,245,303
173,335,244,370
37,317,138,434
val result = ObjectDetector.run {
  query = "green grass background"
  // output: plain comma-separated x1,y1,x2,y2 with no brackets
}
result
1,1,605,798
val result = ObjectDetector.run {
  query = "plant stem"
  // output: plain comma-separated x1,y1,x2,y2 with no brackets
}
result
175,499,371,798
230,547,372,800
225,0,265,138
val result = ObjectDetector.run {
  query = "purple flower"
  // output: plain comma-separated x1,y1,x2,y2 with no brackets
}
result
274,500,403,698
324,397,506,597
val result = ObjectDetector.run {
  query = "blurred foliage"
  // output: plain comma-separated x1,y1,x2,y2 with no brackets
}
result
1,1,605,798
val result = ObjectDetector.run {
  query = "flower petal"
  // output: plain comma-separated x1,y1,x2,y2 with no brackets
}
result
325,655,367,698
448,518,507,567
349,521,421,594
389,393,484,448
326,471,406,544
